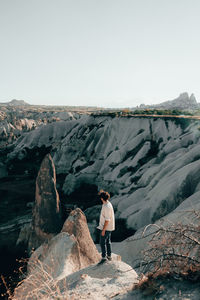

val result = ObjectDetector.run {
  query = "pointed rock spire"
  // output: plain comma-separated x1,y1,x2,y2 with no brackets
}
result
28,154,62,251
62,208,101,266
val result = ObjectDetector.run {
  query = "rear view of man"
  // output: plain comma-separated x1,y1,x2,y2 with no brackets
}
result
97,190,115,264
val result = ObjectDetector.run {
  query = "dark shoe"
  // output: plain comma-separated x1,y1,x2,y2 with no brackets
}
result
98,258,107,265
107,256,112,261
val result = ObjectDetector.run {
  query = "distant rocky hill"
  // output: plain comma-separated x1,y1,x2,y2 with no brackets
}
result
138,92,199,110
0,99,30,106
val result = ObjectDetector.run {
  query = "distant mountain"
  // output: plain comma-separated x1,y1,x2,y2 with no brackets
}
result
139,93,199,110
0,99,30,106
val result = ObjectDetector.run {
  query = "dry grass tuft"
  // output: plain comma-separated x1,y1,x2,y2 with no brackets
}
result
0,256,69,300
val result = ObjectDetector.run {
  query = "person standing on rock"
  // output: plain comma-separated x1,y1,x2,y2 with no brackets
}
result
97,189,115,264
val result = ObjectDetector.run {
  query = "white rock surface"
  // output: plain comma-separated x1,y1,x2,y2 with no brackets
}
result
7,115,200,233
61,260,138,300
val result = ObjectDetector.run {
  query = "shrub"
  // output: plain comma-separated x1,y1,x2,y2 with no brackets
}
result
140,210,200,277
134,211,200,296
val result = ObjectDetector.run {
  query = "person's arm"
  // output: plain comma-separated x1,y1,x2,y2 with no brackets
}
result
101,220,109,236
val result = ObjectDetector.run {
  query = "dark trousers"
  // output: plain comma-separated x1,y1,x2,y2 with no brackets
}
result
100,231,112,258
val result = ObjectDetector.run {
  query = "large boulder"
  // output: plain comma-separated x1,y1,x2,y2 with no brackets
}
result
13,232,81,299
61,208,101,266
28,154,62,251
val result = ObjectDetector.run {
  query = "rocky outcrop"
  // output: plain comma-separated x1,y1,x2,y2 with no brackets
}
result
139,92,199,110
0,104,81,149
13,230,137,300
13,208,108,299
28,154,62,251
62,208,101,265
13,232,82,299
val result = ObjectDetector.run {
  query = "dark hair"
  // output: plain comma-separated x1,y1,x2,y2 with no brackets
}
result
98,189,110,201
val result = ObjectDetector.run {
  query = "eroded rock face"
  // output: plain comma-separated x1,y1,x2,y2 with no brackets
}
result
61,208,101,266
28,154,62,251
0,104,81,149
6,115,200,235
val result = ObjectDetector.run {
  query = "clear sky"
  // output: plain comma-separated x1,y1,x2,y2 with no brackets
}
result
0,0,200,108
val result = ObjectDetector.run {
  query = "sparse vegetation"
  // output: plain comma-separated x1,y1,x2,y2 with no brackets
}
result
136,210,200,295
1,257,69,300
136,109,193,116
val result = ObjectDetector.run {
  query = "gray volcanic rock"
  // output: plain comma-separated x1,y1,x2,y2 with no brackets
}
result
0,104,82,149
6,115,200,242
28,154,62,251
0,118,37,149
61,208,101,265
7,119,79,161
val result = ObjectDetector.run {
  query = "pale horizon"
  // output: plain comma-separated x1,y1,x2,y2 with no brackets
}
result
1,0,200,108
0,91,198,109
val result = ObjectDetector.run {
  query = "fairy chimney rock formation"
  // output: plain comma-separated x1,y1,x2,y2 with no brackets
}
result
62,208,101,266
28,154,62,251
